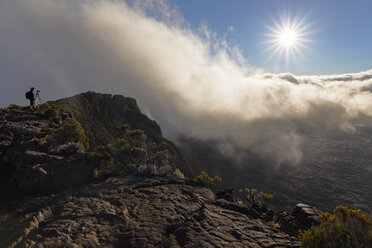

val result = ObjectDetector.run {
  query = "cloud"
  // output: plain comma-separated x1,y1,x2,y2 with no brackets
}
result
1,0,372,165
321,71,372,82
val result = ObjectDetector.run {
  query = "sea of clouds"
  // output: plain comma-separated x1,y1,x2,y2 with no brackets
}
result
1,0,372,165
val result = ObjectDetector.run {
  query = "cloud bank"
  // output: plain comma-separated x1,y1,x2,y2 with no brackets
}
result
1,0,372,165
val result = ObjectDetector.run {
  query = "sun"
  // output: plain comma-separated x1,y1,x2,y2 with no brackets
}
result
265,13,313,62
279,28,298,48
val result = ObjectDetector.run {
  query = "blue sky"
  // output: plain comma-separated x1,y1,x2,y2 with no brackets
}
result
169,0,372,75
1,0,372,109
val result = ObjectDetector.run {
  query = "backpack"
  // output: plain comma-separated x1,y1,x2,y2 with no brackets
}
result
25,91,33,100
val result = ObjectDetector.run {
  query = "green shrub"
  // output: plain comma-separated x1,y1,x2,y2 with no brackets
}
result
160,141,168,148
8,104,30,111
44,108,58,119
299,206,372,248
120,124,147,147
90,145,115,177
238,188,273,209
8,104,23,110
90,146,113,164
56,118,89,149
91,124,177,177
40,103,61,118
244,188,260,207
195,171,222,188
261,192,273,207
130,147,147,157
114,138,130,151
153,149,169,167
127,129,147,146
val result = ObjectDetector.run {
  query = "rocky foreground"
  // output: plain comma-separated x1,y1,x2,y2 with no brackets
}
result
0,174,324,248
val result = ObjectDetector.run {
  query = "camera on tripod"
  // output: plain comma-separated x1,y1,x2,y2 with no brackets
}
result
35,90,41,99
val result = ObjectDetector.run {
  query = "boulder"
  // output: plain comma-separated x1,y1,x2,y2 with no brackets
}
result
0,106,92,200
292,203,321,227
274,203,321,237
275,210,301,237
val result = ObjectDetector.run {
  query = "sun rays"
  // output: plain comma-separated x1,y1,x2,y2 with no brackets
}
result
265,12,314,64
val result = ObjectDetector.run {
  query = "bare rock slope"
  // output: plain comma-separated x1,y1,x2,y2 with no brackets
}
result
1,175,300,248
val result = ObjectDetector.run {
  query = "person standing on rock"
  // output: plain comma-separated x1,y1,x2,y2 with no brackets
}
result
25,87,36,110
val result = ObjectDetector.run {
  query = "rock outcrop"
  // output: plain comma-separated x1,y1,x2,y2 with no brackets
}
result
0,105,94,203
50,92,192,177
274,203,321,237
0,93,190,202
1,175,300,248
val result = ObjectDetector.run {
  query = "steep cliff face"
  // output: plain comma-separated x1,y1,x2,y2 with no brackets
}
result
50,92,160,147
50,92,192,177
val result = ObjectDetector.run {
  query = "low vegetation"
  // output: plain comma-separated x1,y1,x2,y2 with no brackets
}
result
55,118,89,149
261,192,273,207
195,171,222,188
8,102,61,116
90,124,178,177
299,206,372,248
238,188,274,209
8,104,28,110
41,103,61,119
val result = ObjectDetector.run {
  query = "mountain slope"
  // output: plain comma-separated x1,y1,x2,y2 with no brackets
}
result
50,91,192,178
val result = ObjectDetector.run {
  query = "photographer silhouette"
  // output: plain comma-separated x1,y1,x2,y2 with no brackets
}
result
25,87,42,110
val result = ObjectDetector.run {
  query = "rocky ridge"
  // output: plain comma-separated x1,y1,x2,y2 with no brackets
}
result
0,93,187,201
50,92,192,178
0,105,94,202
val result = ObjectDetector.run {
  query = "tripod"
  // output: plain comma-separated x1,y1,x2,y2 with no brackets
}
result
35,91,45,111
36,91,43,104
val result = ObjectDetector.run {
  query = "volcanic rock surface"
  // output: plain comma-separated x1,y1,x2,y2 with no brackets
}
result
1,175,301,248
